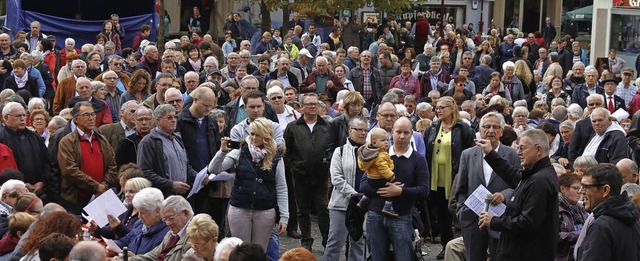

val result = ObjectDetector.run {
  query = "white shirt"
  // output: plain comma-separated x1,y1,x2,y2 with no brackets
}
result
389,144,414,158
482,145,500,185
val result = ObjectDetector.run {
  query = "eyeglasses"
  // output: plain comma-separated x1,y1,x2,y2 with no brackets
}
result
160,115,177,120
270,96,283,101
516,144,538,151
161,212,181,223
78,113,96,118
111,63,123,67
435,106,450,111
580,183,605,191
128,109,137,114
136,117,152,122
350,127,368,133
378,113,397,119
166,99,182,105
481,125,501,130
8,114,26,119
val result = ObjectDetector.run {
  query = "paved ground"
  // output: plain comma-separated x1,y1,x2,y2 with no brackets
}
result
278,215,445,260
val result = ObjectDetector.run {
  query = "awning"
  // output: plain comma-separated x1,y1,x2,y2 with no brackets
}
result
564,5,592,21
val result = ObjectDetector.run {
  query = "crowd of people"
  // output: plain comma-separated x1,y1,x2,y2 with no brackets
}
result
0,8,635,261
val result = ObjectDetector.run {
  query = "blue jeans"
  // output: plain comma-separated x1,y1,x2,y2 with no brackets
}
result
366,211,414,261
266,225,280,261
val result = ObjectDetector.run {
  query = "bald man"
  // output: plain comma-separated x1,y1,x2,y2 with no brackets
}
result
617,158,639,184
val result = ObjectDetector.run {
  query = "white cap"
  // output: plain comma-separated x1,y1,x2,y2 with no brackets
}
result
299,48,313,58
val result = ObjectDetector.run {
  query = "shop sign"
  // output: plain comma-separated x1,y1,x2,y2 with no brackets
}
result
619,0,640,7
397,6,460,25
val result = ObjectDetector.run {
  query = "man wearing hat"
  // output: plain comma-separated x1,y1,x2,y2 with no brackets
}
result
292,48,314,80
616,67,638,106
602,73,626,114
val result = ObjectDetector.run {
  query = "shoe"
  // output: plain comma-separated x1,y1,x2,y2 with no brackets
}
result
381,204,399,217
357,196,369,210
437,249,445,259
287,230,302,239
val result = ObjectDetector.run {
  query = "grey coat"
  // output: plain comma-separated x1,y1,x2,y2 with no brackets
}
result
328,139,360,211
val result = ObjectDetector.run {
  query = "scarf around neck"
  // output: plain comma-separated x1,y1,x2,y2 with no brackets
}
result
14,73,28,88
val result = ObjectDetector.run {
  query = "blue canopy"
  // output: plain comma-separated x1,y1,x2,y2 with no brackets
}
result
5,0,157,50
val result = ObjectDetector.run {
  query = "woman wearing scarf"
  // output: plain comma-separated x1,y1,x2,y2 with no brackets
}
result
556,173,588,261
4,59,39,97
209,118,288,252
181,44,203,73
482,71,513,105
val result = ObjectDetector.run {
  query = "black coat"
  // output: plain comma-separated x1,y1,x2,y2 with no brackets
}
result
423,119,475,184
485,154,559,261
568,117,594,162
592,128,631,164
115,133,139,167
176,106,221,170
328,114,350,153
3,75,39,98
577,193,640,261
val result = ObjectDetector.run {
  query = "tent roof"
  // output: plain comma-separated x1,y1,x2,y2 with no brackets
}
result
564,5,592,21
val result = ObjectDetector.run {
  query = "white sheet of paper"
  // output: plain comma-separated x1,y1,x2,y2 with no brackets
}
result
83,189,128,227
103,236,123,253
612,108,630,121
463,184,507,217
209,172,235,182
187,168,208,199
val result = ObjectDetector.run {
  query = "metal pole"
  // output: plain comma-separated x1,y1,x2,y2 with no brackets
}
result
479,0,484,34
440,0,444,37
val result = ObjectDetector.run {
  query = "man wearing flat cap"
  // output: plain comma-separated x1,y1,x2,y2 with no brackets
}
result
615,67,637,106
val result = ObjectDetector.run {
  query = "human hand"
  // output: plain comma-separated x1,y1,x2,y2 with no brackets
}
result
308,83,316,91
88,220,98,232
491,192,505,205
277,223,288,235
97,184,108,195
377,182,404,198
107,214,121,229
558,158,569,166
171,181,190,194
475,139,493,154
327,80,334,89
478,211,493,230
220,137,230,152
33,182,44,195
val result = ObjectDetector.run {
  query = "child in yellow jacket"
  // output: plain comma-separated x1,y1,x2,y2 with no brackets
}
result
357,127,398,217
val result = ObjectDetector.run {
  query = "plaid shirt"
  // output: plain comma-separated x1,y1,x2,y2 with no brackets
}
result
363,68,372,100
615,82,638,105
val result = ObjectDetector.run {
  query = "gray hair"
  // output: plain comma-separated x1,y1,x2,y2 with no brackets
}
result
214,237,243,261
240,75,259,88
152,104,176,120
549,52,559,62
120,100,138,112
551,105,568,121
65,38,75,46
301,34,311,42
480,111,506,128
512,106,529,117
132,187,164,212
591,107,611,119
204,56,219,69
415,102,432,114
266,86,284,97
567,104,583,119
27,98,45,112
586,93,604,104
104,41,115,49
71,101,93,118
502,61,515,71
0,179,25,197
211,109,225,119
461,100,475,109
71,59,86,68
315,56,328,66
429,56,441,64
381,92,398,104
521,129,549,153
480,55,492,65
621,183,640,196
163,195,194,218
49,116,68,130
347,46,359,55
551,98,567,107
69,241,105,261
2,102,23,117
574,155,598,168
513,99,528,108
93,44,104,53
108,55,124,64
348,116,369,129
90,81,106,93
164,88,182,101
584,66,598,75
559,120,575,131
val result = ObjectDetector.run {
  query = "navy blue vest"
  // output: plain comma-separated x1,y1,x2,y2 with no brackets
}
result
229,145,281,210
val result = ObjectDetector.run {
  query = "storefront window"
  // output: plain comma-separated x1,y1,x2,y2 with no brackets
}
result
610,14,640,53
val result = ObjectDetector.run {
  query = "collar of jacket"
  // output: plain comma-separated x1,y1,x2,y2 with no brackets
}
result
294,115,327,125
522,156,552,179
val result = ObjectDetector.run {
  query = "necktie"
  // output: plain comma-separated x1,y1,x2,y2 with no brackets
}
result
157,234,180,261
608,96,615,113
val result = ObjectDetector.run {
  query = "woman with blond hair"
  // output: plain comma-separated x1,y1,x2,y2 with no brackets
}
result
473,40,496,67
209,118,288,252
120,69,151,105
514,59,536,100
423,96,474,257
183,213,220,261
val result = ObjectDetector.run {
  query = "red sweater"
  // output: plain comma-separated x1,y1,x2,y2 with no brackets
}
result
0,143,17,173
78,134,105,197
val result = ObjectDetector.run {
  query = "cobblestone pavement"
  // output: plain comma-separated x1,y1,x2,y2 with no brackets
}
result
278,215,445,260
